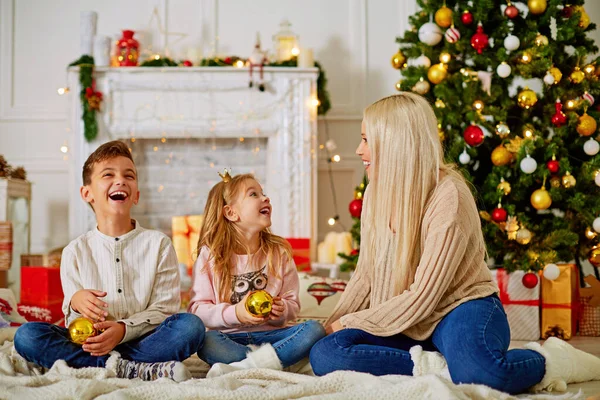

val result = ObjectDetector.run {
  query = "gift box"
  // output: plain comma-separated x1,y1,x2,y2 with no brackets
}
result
172,215,203,276
20,266,64,309
541,263,579,340
286,238,311,272
491,268,541,340
579,275,600,336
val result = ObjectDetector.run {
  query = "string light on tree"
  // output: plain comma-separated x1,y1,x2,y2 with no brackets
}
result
57,87,70,95
586,227,598,240
520,52,533,64
584,64,596,77
439,52,452,64
522,124,536,139
496,122,511,138
473,100,485,112
328,216,339,226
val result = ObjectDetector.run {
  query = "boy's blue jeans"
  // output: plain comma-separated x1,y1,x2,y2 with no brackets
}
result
198,320,325,367
14,313,204,369
309,295,546,394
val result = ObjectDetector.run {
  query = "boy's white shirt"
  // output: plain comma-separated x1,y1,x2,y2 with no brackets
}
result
60,220,181,343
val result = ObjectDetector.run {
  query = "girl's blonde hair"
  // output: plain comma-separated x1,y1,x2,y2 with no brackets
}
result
197,173,292,302
360,93,470,295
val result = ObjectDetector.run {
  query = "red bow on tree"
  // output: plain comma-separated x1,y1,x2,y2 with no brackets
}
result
85,81,103,111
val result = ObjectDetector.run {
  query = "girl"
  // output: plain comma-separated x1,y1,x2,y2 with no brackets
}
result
309,93,600,394
189,172,325,377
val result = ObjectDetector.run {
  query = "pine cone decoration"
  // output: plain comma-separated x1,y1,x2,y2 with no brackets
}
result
0,156,9,178
10,166,26,180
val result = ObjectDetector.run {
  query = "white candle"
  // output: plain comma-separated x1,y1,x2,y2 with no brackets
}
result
298,48,314,68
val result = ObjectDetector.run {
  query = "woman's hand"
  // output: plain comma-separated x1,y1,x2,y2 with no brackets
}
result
325,319,344,335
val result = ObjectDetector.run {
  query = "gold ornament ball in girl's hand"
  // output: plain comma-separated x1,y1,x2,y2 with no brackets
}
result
245,290,273,317
68,317,97,344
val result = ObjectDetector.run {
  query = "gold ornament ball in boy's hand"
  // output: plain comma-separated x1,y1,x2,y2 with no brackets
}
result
68,317,97,344
245,290,273,317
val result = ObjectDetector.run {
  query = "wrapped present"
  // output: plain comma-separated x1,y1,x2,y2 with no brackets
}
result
21,248,63,268
286,238,311,272
491,268,540,340
0,221,12,270
21,266,63,308
541,263,579,340
172,215,203,276
579,275,600,336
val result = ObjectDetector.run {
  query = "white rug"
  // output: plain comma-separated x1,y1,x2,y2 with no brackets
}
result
0,339,583,400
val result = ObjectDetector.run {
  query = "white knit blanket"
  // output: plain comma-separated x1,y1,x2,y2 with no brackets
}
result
0,339,581,400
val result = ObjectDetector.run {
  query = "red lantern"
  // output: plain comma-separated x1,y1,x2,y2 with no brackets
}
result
116,30,139,67
471,24,489,54
491,207,508,222
182,60,193,67
522,272,539,289
349,199,363,218
505,4,519,19
547,159,560,174
551,100,567,127
463,125,484,147
461,10,474,25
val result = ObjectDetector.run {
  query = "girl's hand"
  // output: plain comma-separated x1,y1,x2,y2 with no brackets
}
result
268,297,285,321
235,292,268,326
325,319,344,335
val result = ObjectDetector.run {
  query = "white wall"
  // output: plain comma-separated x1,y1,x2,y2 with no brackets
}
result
0,0,410,252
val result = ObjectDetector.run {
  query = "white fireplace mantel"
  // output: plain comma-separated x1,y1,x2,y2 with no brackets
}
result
68,66,318,247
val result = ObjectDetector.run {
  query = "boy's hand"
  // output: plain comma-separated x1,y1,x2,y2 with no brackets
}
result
82,321,125,356
71,289,108,322
268,297,285,321
325,320,343,335
235,292,268,326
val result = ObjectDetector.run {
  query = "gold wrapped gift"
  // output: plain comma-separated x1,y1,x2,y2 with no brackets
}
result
171,215,203,275
541,264,579,340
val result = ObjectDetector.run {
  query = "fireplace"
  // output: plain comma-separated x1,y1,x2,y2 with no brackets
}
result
68,67,319,245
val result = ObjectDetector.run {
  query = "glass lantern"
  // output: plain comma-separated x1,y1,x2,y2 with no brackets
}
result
273,20,299,62
116,30,140,67
0,178,31,299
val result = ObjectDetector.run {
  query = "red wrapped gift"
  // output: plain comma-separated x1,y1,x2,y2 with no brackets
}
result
18,303,64,327
286,238,311,272
21,266,64,308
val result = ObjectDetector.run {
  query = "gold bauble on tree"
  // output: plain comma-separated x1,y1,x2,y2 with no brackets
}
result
395,80,403,91
589,245,600,267
549,67,562,83
531,187,552,210
496,123,510,138
550,176,561,188
438,124,446,141
528,0,547,14
245,290,273,317
497,178,512,195
584,64,596,77
570,67,585,84
434,5,453,28
427,63,448,84
491,146,513,166
518,88,538,109
576,113,597,136
391,51,407,70
413,78,430,94
585,227,598,240
68,317,97,345
575,6,591,29
534,33,549,46
562,171,576,188
516,227,533,245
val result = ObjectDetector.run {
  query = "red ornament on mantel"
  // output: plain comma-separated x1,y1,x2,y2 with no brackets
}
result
464,125,485,147
182,60,193,67
547,159,560,174
471,24,489,54
116,30,139,67
551,100,567,127
350,249,359,256
505,4,519,19
522,272,539,289
491,206,508,222
461,10,474,25
349,199,363,218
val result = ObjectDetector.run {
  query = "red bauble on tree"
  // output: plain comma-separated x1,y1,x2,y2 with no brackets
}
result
349,199,363,218
551,100,567,127
491,206,508,222
470,24,489,54
522,272,539,289
461,10,474,25
505,4,519,19
463,125,484,147
547,159,560,174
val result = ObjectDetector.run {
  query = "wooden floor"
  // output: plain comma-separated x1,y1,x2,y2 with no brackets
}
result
510,336,600,398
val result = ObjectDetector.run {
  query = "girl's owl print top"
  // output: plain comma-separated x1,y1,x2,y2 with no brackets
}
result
188,246,300,332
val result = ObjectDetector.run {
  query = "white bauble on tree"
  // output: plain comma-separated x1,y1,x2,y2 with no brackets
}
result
543,264,560,281
504,35,520,51
459,150,471,164
445,26,461,43
595,172,600,187
584,138,600,156
414,55,431,68
594,217,600,233
497,62,512,78
419,22,443,46
520,155,537,174
543,72,555,85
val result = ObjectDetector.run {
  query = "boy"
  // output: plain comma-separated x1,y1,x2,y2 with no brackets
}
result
14,140,204,381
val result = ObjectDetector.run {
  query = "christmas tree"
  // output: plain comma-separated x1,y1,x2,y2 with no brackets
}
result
339,175,368,272
393,0,600,281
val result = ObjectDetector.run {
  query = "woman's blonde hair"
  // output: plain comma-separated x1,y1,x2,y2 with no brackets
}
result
196,173,292,302
360,93,467,295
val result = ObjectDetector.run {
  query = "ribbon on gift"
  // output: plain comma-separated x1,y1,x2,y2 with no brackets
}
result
496,268,540,307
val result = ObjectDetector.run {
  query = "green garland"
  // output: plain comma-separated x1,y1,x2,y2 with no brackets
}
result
140,57,178,67
68,55,97,142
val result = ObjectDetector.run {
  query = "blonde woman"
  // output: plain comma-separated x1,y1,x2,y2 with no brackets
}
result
189,173,325,377
309,93,600,394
